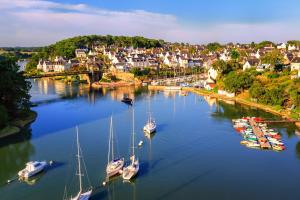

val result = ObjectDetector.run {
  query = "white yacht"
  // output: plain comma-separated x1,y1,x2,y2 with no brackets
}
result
123,107,139,180
106,116,124,178
18,161,47,178
67,127,92,200
143,119,156,134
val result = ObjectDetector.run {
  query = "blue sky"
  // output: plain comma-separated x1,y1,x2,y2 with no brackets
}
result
52,0,297,23
1,0,300,46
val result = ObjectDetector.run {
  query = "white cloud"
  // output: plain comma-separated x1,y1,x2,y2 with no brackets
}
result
0,0,299,46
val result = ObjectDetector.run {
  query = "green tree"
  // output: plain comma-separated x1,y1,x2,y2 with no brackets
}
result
256,41,275,49
259,87,285,106
212,60,232,76
249,81,265,99
230,49,240,60
223,71,253,93
261,50,283,66
0,55,31,119
206,42,222,52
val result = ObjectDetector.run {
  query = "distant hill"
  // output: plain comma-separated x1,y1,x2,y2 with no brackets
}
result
25,35,165,71
40,35,164,59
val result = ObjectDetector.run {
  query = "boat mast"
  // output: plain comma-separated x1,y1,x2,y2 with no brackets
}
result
76,126,82,193
111,116,114,161
132,107,135,157
148,96,151,123
107,117,112,164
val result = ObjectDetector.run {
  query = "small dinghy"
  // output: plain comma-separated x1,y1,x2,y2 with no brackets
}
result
121,97,133,105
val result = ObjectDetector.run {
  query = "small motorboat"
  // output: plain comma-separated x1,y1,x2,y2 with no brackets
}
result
240,140,248,145
246,142,260,148
272,145,285,151
18,161,47,178
138,140,144,147
121,97,133,105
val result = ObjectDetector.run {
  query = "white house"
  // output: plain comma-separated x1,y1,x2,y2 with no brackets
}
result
288,44,298,51
277,43,286,50
41,61,54,72
75,49,88,58
177,56,188,68
243,58,260,71
219,51,231,61
291,57,300,71
53,56,69,72
256,64,271,72
207,67,218,83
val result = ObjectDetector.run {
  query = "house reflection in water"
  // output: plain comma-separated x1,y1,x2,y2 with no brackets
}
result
203,96,217,107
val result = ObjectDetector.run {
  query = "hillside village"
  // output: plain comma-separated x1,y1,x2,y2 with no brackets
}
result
34,42,300,81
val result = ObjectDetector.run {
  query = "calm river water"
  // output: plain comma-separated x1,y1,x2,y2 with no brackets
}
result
1,78,300,200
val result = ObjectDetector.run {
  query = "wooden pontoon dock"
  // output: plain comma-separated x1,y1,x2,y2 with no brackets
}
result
249,118,272,149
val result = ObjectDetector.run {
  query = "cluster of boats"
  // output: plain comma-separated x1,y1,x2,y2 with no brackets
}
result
16,100,156,200
233,117,285,151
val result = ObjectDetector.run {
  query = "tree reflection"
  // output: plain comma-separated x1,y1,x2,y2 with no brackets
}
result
0,128,35,184
212,100,277,122
295,141,300,159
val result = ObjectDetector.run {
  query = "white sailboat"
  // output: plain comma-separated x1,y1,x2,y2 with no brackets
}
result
143,97,156,134
106,116,124,179
68,127,92,200
122,107,139,180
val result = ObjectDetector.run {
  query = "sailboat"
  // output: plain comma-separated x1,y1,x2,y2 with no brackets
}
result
122,107,139,180
143,97,156,134
67,126,92,200
106,116,124,179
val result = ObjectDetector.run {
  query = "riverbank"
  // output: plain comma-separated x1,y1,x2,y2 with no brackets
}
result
91,81,135,89
0,110,37,139
148,85,300,127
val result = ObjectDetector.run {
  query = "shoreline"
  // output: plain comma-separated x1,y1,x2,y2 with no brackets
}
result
91,81,135,89
0,110,37,139
148,85,299,127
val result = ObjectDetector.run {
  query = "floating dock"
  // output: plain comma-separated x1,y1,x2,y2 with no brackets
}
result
249,118,272,149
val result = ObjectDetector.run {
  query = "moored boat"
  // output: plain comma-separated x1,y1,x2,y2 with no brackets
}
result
106,116,124,179
65,127,92,200
18,161,47,178
123,107,139,181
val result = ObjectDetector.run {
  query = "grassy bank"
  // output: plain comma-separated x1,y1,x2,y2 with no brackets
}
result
186,87,300,120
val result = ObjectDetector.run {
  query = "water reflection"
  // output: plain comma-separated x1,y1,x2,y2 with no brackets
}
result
0,128,34,184
29,79,151,138
212,101,278,121
295,142,300,159
31,79,150,105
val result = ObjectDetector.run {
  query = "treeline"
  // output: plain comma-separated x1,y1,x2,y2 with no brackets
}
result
218,66,300,110
25,35,165,72
0,55,31,128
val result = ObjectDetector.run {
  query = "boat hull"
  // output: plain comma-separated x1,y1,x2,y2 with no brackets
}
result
106,158,124,178
18,161,47,178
